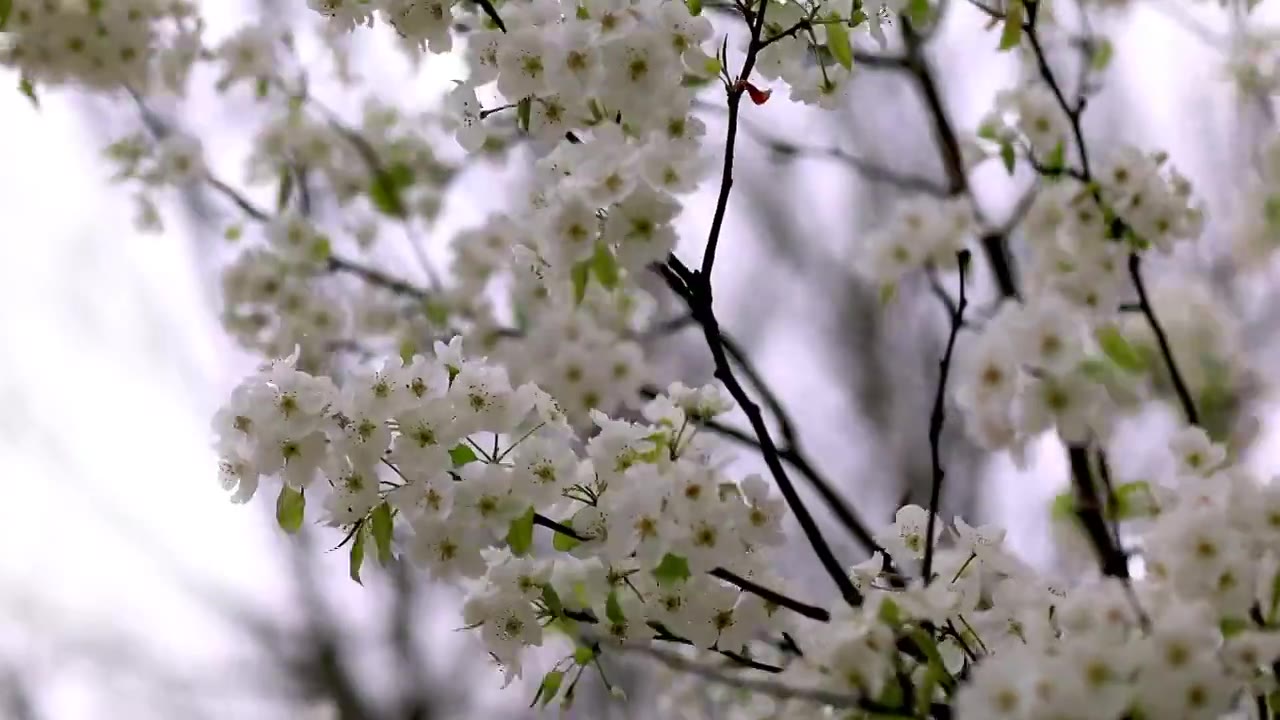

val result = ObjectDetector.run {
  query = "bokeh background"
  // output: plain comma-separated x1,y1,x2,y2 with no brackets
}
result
3,1,1280,717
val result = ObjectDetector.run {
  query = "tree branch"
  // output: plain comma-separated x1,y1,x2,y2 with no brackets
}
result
700,0,771,281
922,250,970,583
659,260,864,607
532,514,834,622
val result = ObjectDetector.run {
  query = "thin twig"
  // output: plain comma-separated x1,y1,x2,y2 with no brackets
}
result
741,119,951,196
531,514,833,622
700,0,771,281
921,250,971,583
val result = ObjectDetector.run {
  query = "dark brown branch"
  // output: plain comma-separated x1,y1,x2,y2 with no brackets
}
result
700,0,770,281
659,259,864,607
326,256,430,301
532,514,833,622
901,17,1020,301
922,250,970,583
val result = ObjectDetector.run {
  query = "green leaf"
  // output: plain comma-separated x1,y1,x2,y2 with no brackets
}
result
685,0,701,15
877,597,902,627
1264,194,1280,229
349,525,366,585
651,553,691,585
879,282,896,305
1269,565,1280,623
449,443,478,467
605,589,626,624
17,76,38,108
541,584,564,617
531,670,564,708
1096,325,1147,373
1220,617,1249,638
1044,141,1065,172
507,507,535,556
826,17,854,70
276,168,294,212
371,502,394,566
553,520,581,551
570,260,591,305
1051,491,1076,520
591,242,620,290
367,162,414,218
1091,37,1114,71
275,485,305,533
308,235,332,264
573,645,595,664
999,0,1024,51
0,0,11,30
517,97,532,133
398,339,417,364
976,122,1001,142
1110,480,1156,520
999,140,1016,175
906,0,931,25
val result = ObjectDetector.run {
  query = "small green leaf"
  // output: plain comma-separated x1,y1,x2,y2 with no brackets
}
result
685,0,702,15
570,260,591,305
1220,617,1249,638
553,520,581,551
605,589,626,624
308,235,332,264
398,339,417,364
531,670,564,708
976,122,1001,142
877,597,902,627
651,553,691,585
507,507,535,556
18,76,38,108
1051,491,1076,520
573,645,595,664
1264,194,1280,229
370,177,406,218
276,485,305,533
424,300,450,327
349,525,366,584
541,584,564,617
0,0,11,30
591,242,620,290
826,17,854,70
449,443,478,467
906,0,931,25
224,224,243,242
276,168,294,212
1096,325,1147,373
1091,37,1114,71
1110,480,1156,520
371,502,394,565
1044,141,1065,172
255,77,271,99
702,55,722,77
517,97,532,133
999,0,1024,51
849,8,868,26
1269,567,1280,623
999,140,1016,175
879,282,897,305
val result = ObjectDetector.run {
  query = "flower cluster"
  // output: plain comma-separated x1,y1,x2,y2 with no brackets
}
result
0,0,200,91
214,339,795,680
